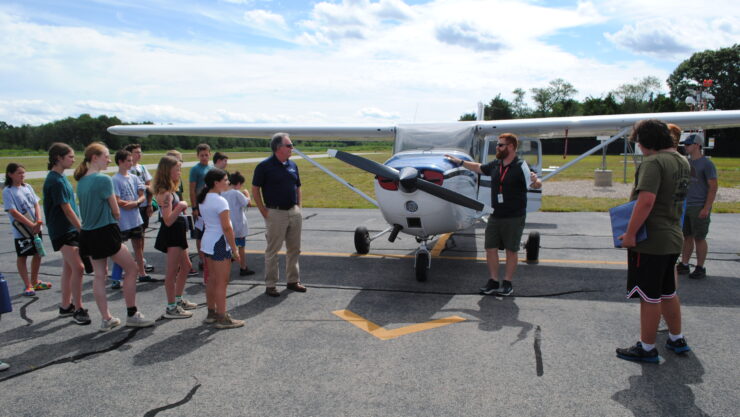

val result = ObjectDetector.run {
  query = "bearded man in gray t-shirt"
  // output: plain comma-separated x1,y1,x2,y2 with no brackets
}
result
677,134,717,280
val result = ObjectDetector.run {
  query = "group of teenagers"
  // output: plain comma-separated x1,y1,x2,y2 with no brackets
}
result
2,142,254,335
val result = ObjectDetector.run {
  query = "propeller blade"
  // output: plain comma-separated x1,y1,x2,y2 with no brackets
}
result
415,179,485,211
329,149,399,180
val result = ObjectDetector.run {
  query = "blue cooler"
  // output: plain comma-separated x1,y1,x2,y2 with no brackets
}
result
0,273,13,314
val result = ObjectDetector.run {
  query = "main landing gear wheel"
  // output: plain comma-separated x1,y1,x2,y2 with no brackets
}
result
525,231,540,264
354,226,370,254
415,252,429,282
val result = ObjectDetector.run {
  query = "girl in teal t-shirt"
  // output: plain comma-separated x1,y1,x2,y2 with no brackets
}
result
74,142,154,332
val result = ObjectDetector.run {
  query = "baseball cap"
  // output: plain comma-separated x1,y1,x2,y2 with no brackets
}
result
683,134,704,146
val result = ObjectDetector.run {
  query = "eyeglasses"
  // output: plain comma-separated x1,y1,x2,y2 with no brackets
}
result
283,144,294,149
496,143,508,148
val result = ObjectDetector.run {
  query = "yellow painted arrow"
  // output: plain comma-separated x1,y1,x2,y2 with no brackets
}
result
332,309,465,340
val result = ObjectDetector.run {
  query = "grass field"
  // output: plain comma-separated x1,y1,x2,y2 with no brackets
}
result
4,151,739,213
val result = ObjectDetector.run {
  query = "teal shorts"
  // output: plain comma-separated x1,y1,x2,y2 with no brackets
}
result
682,205,710,240
484,215,525,252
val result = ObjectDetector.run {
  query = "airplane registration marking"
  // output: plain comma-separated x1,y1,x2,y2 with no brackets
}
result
243,250,626,265
332,309,465,340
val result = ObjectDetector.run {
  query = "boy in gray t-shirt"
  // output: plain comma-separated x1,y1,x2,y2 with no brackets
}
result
678,134,717,279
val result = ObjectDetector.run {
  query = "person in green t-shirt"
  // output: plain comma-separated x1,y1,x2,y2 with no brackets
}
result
43,143,90,325
74,142,155,332
616,119,692,363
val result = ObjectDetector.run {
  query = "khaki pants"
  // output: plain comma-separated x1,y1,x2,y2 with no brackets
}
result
264,206,302,287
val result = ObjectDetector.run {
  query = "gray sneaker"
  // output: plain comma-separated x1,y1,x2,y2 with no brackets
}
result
165,305,193,319
215,313,245,329
99,316,122,332
125,311,155,328
178,298,198,310
0,361,9,371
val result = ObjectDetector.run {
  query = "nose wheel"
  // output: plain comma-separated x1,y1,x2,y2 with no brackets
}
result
354,226,371,254
414,242,430,282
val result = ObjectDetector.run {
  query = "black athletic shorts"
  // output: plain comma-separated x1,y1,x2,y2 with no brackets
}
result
15,233,42,257
80,223,122,260
51,230,80,252
120,225,144,242
155,216,188,253
626,250,678,304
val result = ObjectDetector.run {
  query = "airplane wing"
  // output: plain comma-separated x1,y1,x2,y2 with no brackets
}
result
474,110,740,138
107,124,396,139
108,110,740,140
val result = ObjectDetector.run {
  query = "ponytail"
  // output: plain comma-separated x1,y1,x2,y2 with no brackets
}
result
196,184,210,205
73,161,89,181
47,142,73,171
197,168,228,205
74,142,107,181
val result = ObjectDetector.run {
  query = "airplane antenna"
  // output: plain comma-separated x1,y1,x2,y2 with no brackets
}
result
477,102,484,121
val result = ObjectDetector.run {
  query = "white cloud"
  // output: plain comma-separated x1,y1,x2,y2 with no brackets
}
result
242,9,287,33
357,107,400,120
0,100,66,125
605,16,739,59
5,0,734,127
598,0,740,58
435,22,504,51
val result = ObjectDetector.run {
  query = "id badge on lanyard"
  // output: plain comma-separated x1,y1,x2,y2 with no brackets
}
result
497,163,510,204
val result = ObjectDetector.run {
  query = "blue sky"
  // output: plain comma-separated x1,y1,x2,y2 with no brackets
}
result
1,0,737,125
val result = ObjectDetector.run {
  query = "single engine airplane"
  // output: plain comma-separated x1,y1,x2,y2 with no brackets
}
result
109,110,740,281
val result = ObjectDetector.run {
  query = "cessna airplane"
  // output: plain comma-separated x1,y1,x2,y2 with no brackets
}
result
109,110,740,281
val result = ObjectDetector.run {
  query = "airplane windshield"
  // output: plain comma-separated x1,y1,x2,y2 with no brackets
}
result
394,123,480,157
486,138,540,170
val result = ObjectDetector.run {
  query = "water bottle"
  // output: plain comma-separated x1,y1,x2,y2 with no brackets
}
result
111,262,123,282
0,273,13,314
33,235,46,257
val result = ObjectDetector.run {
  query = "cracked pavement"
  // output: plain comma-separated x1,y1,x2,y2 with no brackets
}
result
0,209,738,416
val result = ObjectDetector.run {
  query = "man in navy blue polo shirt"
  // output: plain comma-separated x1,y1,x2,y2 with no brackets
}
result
252,132,306,297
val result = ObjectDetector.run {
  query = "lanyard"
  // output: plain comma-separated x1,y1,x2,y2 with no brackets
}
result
498,163,511,194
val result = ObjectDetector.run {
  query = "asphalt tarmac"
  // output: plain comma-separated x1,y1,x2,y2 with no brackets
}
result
0,209,738,417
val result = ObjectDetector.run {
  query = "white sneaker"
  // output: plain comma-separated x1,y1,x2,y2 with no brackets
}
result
125,311,155,328
99,316,122,332
164,305,193,319
177,298,198,310
0,361,10,371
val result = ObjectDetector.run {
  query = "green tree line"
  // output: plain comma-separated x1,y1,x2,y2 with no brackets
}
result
458,45,738,120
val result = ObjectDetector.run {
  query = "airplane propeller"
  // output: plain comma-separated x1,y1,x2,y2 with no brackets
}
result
327,149,400,179
329,150,484,211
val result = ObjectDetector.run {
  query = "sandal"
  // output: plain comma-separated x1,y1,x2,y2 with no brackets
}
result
33,281,52,291
23,287,36,297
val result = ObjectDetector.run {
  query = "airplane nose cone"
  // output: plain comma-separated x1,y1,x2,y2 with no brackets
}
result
399,167,418,192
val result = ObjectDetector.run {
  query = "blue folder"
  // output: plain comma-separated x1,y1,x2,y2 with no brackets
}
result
609,200,648,248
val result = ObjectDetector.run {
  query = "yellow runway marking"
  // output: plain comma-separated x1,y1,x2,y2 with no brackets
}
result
243,249,626,265
332,309,466,340
430,233,452,257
